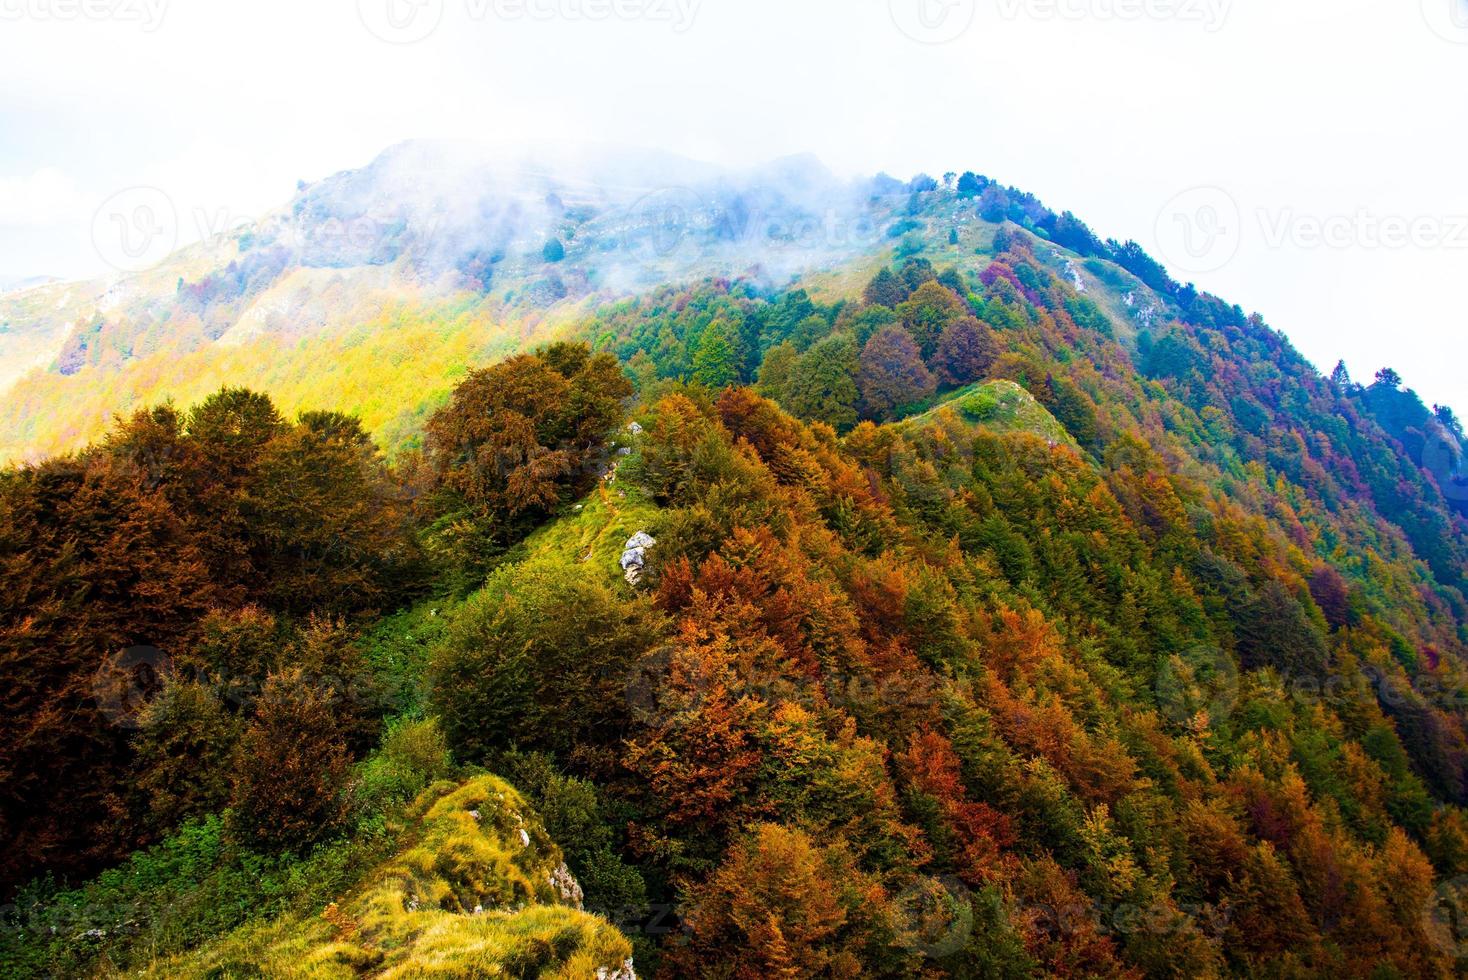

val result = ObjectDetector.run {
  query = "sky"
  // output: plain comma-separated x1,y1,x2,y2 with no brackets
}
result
1,0,1465,410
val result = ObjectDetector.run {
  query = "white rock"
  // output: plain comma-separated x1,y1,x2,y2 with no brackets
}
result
549,862,585,908
596,959,638,980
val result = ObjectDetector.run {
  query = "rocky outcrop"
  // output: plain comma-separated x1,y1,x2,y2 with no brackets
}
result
549,861,585,908
597,958,638,980
620,531,656,585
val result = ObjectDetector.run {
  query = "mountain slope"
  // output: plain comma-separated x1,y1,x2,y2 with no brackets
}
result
4,150,1468,978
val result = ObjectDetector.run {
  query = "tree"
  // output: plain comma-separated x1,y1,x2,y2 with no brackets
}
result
863,266,906,309
1374,367,1403,389
1434,404,1462,436
1234,580,1329,680
131,679,239,832
692,320,741,388
784,334,861,431
424,346,629,574
229,668,353,852
1307,565,1353,631
667,824,898,977
242,412,416,614
859,326,936,420
542,237,566,263
428,556,661,759
897,280,967,360
979,185,1010,223
756,340,799,404
933,316,1001,386
957,172,985,198
0,453,217,889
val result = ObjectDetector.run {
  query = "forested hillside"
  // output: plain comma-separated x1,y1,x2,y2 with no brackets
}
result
3,167,1468,978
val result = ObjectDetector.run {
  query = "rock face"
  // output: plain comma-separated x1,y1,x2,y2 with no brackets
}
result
597,958,638,980
549,861,585,908
620,531,656,585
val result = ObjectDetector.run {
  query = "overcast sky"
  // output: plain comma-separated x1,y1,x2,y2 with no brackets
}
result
1,0,1464,409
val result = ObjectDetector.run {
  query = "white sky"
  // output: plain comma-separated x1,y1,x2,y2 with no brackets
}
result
1,0,1465,410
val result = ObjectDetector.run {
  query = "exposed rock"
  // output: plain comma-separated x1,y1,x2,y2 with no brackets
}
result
620,532,656,585
597,958,638,980
549,861,585,908
627,421,644,434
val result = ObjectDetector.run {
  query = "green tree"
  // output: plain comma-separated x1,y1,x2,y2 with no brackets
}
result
863,266,907,308
756,340,799,404
783,334,860,431
897,280,967,360
692,320,741,388
242,412,416,614
428,556,662,759
131,679,240,832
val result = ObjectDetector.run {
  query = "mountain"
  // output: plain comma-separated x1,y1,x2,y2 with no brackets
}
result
3,147,1468,978
0,141,886,461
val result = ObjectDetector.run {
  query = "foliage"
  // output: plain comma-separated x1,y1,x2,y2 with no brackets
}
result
229,669,356,853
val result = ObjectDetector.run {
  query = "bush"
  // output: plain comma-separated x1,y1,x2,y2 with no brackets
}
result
132,679,240,833
428,555,664,759
229,669,354,853
353,716,454,817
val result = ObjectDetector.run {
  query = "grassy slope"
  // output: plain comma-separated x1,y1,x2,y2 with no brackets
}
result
895,378,1080,450
131,776,632,979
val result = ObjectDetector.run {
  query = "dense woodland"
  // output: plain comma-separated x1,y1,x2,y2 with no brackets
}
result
3,193,1468,977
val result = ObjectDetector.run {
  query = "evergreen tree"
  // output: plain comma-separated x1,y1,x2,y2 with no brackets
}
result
692,320,741,388
863,266,907,308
